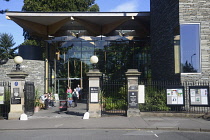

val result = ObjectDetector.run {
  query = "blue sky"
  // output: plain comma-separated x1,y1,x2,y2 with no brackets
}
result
0,0,150,47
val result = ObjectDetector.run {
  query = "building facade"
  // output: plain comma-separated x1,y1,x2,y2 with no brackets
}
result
2,1,210,95
150,0,210,81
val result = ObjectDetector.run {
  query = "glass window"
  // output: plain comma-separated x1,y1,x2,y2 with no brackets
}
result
180,24,200,73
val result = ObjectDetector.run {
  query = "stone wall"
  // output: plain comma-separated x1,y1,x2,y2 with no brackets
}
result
179,0,210,81
0,59,45,94
150,0,180,81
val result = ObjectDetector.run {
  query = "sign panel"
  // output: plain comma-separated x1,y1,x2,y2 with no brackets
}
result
90,87,99,103
0,86,4,104
11,97,21,104
128,91,138,108
138,85,145,103
189,86,209,106
166,86,184,106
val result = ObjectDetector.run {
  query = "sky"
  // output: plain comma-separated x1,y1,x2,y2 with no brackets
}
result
0,0,150,48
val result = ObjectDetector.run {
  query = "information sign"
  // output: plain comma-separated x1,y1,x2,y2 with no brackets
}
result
166,86,184,106
0,86,4,104
90,87,99,103
11,97,21,104
128,91,138,108
189,86,209,106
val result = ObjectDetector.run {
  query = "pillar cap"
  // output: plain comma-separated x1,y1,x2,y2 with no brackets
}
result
125,69,141,76
87,69,102,77
7,71,29,79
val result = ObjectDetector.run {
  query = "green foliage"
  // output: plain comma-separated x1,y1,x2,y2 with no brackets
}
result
182,60,197,72
0,33,17,59
103,97,127,110
21,39,39,46
58,88,66,100
96,40,150,81
0,0,10,14
88,3,99,11
139,87,169,111
4,88,10,105
22,0,99,12
34,88,41,107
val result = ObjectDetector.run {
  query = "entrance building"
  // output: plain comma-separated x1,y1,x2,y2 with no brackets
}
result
5,12,150,97
3,1,210,116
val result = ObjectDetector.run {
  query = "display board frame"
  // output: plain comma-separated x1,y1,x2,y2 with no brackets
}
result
166,86,185,106
90,87,99,103
189,86,210,106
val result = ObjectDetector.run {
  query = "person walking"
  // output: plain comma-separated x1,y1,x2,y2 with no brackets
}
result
72,88,79,107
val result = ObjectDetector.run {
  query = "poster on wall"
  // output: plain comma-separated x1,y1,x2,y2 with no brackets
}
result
90,87,99,103
166,86,184,106
189,86,209,106
0,87,4,104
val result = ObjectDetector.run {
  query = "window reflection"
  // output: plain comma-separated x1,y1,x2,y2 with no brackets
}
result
180,24,200,73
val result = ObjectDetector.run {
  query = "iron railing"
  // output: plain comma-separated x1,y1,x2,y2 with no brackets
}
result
139,80,210,114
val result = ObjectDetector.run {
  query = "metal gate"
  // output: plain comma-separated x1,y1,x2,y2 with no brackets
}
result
0,82,10,119
24,82,35,116
101,79,127,116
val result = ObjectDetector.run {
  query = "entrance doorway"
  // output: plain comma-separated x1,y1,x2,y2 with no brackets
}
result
46,35,150,117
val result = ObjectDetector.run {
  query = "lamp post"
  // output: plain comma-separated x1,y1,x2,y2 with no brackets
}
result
14,56,23,71
87,55,102,118
191,53,196,66
90,55,98,69
7,56,29,120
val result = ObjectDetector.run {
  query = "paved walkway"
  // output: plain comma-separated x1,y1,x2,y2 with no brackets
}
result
1,101,210,132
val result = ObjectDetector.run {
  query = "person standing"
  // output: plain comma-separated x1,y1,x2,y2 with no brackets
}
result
72,88,79,107
44,94,49,110
76,85,81,93
48,92,55,107
76,85,82,100
66,86,73,107
67,92,73,107
66,86,72,95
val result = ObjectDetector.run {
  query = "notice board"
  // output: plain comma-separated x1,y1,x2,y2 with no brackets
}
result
166,86,184,106
189,86,209,106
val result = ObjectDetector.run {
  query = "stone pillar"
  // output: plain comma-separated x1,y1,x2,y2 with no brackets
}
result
7,71,28,120
125,69,141,117
87,69,102,118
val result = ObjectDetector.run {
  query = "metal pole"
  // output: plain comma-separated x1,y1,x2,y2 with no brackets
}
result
45,58,48,93
81,61,83,88
54,58,56,94
68,60,70,87
58,80,60,95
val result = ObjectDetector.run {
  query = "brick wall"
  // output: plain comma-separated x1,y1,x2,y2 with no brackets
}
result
0,59,45,94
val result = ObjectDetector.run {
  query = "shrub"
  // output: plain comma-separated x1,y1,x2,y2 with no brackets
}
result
139,88,170,111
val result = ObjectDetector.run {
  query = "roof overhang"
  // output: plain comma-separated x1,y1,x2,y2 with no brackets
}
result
6,12,150,39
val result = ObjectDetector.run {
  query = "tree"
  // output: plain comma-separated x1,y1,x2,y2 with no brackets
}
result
0,33,17,61
0,0,10,14
182,61,197,73
22,0,99,12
